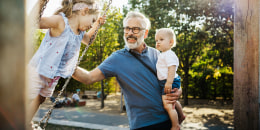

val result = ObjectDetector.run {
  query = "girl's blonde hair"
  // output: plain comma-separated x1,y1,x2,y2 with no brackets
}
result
156,28,177,48
55,0,100,18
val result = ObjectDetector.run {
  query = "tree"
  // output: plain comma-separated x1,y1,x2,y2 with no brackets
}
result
79,5,123,95
126,0,234,105
127,0,209,105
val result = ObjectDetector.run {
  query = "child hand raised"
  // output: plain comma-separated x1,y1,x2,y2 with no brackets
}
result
98,15,106,26
28,0,104,127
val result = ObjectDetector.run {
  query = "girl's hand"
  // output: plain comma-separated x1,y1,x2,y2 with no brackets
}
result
40,75,52,82
98,15,106,26
40,75,52,87
82,15,106,45
164,82,172,94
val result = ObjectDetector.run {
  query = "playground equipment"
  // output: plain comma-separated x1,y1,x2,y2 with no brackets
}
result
33,0,113,129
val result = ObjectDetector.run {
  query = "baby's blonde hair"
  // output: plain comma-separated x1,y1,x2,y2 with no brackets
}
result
156,28,177,48
55,0,100,18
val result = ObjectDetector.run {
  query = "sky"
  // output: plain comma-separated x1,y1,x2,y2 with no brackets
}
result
27,0,128,17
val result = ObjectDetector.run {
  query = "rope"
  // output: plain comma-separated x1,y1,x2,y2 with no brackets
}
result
34,0,113,129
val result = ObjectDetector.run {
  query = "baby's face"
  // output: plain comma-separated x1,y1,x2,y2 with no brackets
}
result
155,32,172,52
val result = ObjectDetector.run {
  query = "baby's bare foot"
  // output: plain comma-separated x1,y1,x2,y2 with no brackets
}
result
179,115,186,124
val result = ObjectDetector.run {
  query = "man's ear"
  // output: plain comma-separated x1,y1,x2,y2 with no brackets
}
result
144,29,149,38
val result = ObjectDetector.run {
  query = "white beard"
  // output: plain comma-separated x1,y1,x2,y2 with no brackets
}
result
124,33,145,49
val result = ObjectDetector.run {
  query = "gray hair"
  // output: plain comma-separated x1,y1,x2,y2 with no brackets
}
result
123,11,151,29
156,28,177,48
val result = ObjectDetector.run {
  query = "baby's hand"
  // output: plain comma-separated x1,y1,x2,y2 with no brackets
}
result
97,15,106,26
164,82,172,94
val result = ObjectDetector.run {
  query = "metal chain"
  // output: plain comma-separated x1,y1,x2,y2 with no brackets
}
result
35,0,113,129
87,0,112,46
39,0,49,22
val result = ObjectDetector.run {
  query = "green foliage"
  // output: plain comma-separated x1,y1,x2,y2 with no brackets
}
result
33,29,46,52
127,0,234,104
76,5,123,94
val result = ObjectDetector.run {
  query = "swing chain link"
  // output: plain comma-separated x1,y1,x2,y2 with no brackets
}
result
39,0,49,22
87,0,112,46
36,0,112,129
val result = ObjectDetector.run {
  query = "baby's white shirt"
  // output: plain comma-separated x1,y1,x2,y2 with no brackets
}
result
156,50,179,80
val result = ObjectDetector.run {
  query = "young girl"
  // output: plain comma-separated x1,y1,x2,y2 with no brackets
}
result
155,28,185,130
28,0,105,125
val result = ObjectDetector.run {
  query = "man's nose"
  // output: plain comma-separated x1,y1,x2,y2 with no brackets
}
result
128,29,134,35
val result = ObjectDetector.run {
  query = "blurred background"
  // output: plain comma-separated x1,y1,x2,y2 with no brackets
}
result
33,0,234,106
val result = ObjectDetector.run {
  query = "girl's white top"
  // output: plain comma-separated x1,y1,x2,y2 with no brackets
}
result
29,12,85,79
156,49,179,80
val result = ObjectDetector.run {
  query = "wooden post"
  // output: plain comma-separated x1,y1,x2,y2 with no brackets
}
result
234,0,259,130
0,0,26,129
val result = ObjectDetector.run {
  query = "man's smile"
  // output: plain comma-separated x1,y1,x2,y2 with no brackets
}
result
126,36,137,42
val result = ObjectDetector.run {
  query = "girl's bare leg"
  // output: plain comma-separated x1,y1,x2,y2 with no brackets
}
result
28,95,46,129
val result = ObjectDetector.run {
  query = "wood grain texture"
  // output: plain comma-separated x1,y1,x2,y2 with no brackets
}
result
234,0,259,129
0,0,25,129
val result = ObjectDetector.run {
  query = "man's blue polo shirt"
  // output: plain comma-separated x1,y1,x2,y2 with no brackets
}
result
98,45,169,129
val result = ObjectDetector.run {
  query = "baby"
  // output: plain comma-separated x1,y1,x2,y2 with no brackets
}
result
155,28,185,130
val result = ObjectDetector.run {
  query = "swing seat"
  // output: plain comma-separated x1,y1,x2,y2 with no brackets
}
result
78,100,86,106
71,100,86,107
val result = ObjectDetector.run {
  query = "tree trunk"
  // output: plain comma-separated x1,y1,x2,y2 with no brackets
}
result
183,67,189,105
214,78,217,100
183,32,189,106
101,80,104,109
99,36,105,109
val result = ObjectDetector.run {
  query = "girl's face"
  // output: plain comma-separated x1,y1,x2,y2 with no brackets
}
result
79,13,98,31
155,32,172,52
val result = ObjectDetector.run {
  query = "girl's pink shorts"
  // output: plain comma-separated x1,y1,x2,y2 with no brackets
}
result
28,66,60,99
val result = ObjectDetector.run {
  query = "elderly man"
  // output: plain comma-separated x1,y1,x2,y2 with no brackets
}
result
72,11,182,130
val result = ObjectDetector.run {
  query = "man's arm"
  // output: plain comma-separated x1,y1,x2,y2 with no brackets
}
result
72,66,105,85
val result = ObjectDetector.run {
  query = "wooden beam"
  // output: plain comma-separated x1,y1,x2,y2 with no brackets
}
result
234,0,259,130
0,0,26,129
